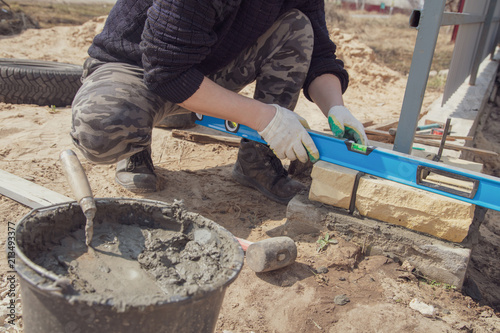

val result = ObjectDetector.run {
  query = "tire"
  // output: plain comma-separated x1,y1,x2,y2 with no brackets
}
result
0,58,83,107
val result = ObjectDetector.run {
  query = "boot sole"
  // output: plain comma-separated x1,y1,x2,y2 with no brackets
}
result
231,170,296,205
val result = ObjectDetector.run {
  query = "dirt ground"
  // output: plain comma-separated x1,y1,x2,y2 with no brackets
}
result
1,5,500,333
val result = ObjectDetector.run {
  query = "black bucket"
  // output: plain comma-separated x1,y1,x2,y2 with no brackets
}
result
13,198,244,333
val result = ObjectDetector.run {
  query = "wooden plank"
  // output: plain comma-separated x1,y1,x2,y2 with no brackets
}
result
412,138,499,157
366,128,473,141
362,120,375,127
364,129,497,156
171,129,241,147
412,134,473,141
365,128,394,138
365,128,395,144
0,169,73,209
366,118,400,131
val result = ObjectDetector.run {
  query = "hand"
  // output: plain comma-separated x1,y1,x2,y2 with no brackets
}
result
327,106,368,145
258,104,319,163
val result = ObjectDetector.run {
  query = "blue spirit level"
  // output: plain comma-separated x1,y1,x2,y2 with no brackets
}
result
194,114,500,212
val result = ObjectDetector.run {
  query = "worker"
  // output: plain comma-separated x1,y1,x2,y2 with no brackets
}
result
70,0,368,204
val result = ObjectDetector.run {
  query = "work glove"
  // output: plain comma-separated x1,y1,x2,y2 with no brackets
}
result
258,104,319,163
328,105,369,145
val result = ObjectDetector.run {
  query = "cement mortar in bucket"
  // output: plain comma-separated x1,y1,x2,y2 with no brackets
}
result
13,198,244,333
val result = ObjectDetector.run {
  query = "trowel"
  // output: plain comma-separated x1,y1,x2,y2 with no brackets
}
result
59,149,96,247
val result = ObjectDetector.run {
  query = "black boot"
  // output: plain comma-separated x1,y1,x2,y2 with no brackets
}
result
115,149,157,193
232,139,306,204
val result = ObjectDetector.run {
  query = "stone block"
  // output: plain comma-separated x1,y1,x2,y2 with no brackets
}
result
285,195,325,237
309,161,358,210
355,175,475,243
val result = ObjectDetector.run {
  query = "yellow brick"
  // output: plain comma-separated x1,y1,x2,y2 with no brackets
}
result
355,175,475,242
309,161,358,210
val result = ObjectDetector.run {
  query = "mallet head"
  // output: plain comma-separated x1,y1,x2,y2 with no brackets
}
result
245,236,297,273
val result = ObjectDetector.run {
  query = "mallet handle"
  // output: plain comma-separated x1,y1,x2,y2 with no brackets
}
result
235,237,253,252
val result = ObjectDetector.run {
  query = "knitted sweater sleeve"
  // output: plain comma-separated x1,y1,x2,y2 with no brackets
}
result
299,0,349,100
140,0,218,103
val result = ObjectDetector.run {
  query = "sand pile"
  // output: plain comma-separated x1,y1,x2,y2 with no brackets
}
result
0,16,106,64
332,29,403,92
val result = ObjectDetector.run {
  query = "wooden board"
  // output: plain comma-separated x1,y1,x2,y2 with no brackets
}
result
171,129,241,147
412,138,499,157
364,129,497,156
0,169,73,209
365,128,473,141
366,118,400,131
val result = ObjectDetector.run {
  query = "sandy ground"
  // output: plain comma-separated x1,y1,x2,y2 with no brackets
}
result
1,14,500,333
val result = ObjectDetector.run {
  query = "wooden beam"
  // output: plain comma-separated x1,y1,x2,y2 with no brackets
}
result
364,129,497,156
0,169,73,209
365,128,473,141
171,129,241,147
412,139,499,157
366,119,400,131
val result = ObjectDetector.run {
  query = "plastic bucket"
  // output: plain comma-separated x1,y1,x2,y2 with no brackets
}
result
13,198,244,333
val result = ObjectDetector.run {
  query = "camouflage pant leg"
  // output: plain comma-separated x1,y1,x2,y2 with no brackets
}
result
209,9,313,110
70,59,184,164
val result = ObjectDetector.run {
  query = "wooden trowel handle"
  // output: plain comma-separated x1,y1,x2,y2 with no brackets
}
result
59,149,95,208
60,149,96,246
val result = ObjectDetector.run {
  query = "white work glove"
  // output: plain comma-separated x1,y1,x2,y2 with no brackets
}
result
328,106,369,145
258,104,319,163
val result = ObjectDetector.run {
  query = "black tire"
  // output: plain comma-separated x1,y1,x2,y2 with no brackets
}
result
0,58,83,107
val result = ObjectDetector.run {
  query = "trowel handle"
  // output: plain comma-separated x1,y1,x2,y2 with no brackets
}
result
59,150,95,211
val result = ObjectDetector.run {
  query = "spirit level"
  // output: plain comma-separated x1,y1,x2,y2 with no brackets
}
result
194,114,500,211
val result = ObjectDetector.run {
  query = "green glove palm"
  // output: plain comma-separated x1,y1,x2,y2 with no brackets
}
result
327,106,368,145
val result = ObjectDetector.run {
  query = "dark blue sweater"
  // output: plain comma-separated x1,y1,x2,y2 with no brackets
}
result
89,0,348,104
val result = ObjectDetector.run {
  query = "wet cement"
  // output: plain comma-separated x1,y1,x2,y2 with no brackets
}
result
19,200,242,310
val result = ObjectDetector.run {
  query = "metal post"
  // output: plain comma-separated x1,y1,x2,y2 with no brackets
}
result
492,24,500,59
470,0,498,85
393,0,447,154
451,0,466,42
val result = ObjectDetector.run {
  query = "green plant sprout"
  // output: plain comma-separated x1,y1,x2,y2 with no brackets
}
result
420,278,457,291
316,233,338,253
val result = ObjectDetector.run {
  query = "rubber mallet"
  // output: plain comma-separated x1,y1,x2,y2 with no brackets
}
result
236,236,297,273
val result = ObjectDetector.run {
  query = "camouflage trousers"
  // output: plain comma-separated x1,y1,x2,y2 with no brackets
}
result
71,9,313,164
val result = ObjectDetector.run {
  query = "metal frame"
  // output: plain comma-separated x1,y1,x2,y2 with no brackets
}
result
393,0,500,154
469,0,500,85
